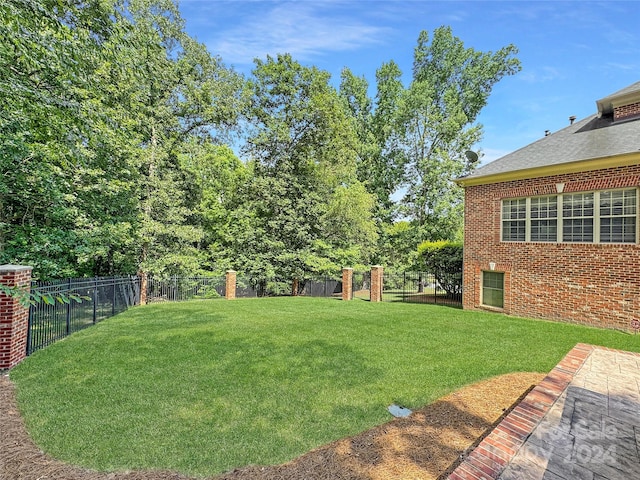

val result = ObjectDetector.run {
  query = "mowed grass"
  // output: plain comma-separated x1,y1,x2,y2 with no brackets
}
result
10,297,640,477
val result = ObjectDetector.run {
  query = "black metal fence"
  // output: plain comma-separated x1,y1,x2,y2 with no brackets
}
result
147,276,225,302
383,271,462,307
301,277,342,297
234,276,343,298
28,276,140,355
146,276,343,300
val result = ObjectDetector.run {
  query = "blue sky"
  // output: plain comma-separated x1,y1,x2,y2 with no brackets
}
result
177,0,640,165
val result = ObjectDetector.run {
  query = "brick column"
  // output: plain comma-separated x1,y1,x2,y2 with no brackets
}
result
0,265,32,370
342,268,353,301
225,270,236,300
370,265,383,302
138,271,148,305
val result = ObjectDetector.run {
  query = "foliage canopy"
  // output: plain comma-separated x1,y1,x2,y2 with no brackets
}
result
418,240,464,296
1,3,520,281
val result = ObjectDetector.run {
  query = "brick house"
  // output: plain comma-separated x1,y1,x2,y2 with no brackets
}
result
456,81,640,331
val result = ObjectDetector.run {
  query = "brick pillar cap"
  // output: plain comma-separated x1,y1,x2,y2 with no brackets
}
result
0,265,33,272
226,270,236,273
342,267,353,270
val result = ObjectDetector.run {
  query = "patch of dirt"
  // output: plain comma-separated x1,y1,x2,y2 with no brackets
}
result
1,372,544,480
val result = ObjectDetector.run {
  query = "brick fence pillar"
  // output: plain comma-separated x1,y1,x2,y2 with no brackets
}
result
370,265,383,302
138,271,148,305
0,265,32,370
342,268,353,301
225,270,236,300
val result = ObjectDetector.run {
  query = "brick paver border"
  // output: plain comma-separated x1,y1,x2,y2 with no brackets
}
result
446,343,639,480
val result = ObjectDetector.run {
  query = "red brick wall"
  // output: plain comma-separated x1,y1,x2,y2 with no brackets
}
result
614,101,640,121
0,266,32,369
463,165,640,331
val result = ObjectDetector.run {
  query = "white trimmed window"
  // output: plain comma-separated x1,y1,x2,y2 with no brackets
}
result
562,193,594,242
501,188,637,244
502,198,526,242
531,195,558,242
599,189,637,243
482,271,504,308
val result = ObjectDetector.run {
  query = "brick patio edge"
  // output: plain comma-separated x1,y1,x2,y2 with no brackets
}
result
446,343,596,480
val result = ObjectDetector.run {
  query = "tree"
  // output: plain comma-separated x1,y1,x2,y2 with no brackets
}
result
1,6,520,281
370,61,406,223
418,240,463,296
236,54,375,290
1,0,246,279
323,181,378,269
398,27,520,243
339,63,405,225
93,0,245,277
179,141,248,272
0,0,121,278
340,63,409,269
377,221,419,272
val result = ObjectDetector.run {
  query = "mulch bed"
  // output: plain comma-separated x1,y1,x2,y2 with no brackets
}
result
1,372,544,480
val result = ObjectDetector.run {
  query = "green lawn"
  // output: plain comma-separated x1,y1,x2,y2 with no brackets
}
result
10,297,640,477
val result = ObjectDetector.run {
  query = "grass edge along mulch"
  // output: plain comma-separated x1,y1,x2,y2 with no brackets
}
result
1,371,544,480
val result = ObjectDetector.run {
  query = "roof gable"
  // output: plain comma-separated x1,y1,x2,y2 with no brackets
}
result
596,80,640,117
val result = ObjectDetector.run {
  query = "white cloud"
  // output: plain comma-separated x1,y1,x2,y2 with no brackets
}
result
603,24,638,47
204,2,391,66
519,66,564,84
604,62,639,72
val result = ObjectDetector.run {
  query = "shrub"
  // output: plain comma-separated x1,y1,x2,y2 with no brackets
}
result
418,241,463,296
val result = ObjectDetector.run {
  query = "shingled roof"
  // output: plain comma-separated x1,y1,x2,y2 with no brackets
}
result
457,81,640,186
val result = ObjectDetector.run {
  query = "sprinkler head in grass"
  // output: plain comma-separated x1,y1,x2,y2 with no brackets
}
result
387,404,412,417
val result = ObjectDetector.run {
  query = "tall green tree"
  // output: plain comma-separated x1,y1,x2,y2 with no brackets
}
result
340,63,408,268
398,27,520,242
339,62,405,225
1,0,245,279
0,0,120,278
178,141,248,272
370,61,405,222
236,54,376,286
94,0,245,276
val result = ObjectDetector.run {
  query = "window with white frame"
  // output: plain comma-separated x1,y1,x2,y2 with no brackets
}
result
531,195,558,242
502,198,526,242
562,193,594,242
501,188,637,244
482,271,504,308
599,189,636,243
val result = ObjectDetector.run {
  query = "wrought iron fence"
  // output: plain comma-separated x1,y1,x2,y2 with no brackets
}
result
28,276,140,355
146,276,225,302
299,277,342,297
383,271,462,307
234,276,342,298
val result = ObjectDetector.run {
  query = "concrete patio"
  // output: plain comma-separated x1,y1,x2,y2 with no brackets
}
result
448,343,640,480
